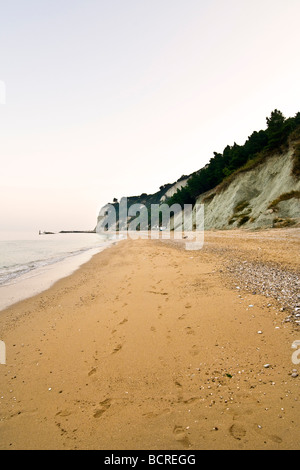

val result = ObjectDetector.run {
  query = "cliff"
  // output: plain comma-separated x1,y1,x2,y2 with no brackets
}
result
97,178,191,232
97,126,300,232
172,141,300,231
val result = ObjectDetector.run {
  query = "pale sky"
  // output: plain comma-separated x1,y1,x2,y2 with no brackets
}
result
1,0,300,232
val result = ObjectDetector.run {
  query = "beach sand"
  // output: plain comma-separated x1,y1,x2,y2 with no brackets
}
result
0,230,299,450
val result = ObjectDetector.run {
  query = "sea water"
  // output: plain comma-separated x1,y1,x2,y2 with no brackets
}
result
0,231,113,311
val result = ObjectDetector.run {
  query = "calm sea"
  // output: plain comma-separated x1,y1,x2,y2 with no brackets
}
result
0,231,110,288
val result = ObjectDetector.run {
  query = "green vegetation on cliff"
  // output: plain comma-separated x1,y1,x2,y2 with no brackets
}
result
168,110,300,207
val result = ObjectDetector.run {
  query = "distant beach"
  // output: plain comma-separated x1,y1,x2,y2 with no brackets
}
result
0,229,299,450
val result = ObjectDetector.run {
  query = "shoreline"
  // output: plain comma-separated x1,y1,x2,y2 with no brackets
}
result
0,241,115,313
0,230,299,450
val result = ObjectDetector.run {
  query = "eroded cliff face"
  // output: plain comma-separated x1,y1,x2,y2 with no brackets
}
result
97,141,300,233
172,144,300,231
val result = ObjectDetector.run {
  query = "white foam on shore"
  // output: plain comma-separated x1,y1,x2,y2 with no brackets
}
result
0,244,112,312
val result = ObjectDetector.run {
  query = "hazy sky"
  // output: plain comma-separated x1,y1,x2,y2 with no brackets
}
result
1,0,300,231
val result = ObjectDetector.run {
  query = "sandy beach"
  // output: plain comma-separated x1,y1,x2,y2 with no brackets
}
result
0,229,299,450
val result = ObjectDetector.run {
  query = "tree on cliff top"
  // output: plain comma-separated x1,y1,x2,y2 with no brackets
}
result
167,109,300,208
266,109,289,150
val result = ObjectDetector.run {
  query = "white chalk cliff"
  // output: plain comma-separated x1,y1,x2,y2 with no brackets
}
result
171,142,300,230
97,138,300,232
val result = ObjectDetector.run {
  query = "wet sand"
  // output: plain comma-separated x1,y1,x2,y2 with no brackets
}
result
0,246,107,312
0,229,299,450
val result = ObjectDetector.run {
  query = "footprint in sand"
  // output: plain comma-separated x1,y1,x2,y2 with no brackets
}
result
112,344,123,354
143,408,170,419
229,424,247,441
190,345,200,356
93,399,112,419
185,327,195,335
56,409,72,418
174,380,182,388
269,435,283,444
88,367,97,377
173,426,191,448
